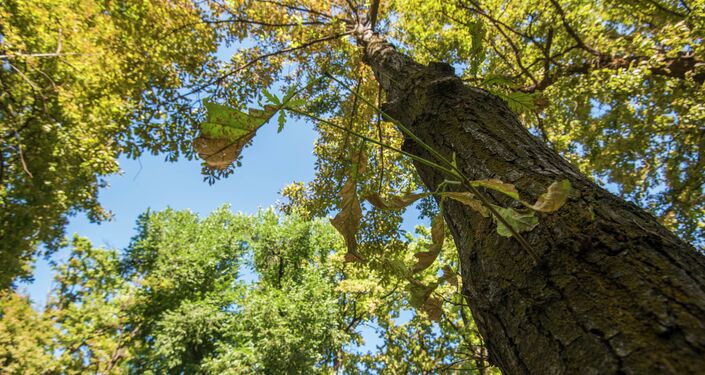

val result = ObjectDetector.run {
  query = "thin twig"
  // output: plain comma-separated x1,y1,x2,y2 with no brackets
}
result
182,32,350,97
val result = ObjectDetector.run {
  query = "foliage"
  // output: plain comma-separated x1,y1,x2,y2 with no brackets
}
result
0,292,57,374
390,0,705,242
1,207,498,374
2,0,703,289
0,0,219,287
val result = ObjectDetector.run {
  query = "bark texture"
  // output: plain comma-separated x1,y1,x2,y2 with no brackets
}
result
354,26,705,375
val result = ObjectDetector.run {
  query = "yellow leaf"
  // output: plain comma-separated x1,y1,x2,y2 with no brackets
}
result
470,178,520,200
528,179,572,212
443,192,489,217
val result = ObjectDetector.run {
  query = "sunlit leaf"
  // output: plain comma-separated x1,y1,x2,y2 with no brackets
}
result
528,179,572,212
195,100,278,169
443,192,490,217
470,179,520,200
499,91,536,112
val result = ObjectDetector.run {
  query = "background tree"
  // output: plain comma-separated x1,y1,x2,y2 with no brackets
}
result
1,207,497,374
0,0,218,288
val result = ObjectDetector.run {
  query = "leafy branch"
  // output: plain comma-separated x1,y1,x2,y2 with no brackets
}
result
193,77,571,264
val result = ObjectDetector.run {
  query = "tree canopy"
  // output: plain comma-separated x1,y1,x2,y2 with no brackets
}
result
2,0,705,372
1,207,497,374
2,0,703,288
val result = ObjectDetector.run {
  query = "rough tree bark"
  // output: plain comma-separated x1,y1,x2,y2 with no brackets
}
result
353,25,705,375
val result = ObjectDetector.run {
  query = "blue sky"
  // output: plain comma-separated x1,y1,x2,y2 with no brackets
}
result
21,115,319,305
20,113,408,353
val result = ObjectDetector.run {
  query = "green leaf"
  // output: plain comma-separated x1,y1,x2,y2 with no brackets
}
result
262,88,280,105
284,85,297,101
285,98,306,109
277,110,286,133
480,74,513,87
527,179,572,212
500,91,536,113
470,179,520,200
490,205,539,237
196,99,278,169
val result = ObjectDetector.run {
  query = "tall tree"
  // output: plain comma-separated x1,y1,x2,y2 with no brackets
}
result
0,0,218,288
182,1,705,374
4,0,705,373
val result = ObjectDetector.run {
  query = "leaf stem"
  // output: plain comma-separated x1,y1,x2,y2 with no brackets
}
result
287,108,458,177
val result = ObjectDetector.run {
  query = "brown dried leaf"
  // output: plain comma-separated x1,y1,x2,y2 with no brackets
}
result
422,297,443,322
364,193,424,210
442,265,458,289
193,133,255,170
331,178,363,260
444,192,490,217
412,214,445,273
408,280,438,308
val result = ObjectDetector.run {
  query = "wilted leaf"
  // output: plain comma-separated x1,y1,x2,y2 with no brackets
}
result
331,178,364,261
196,100,277,169
441,265,458,289
491,205,539,237
422,297,443,321
364,193,424,210
412,214,445,273
470,179,520,200
193,133,255,170
443,192,490,217
528,179,572,212
351,146,367,175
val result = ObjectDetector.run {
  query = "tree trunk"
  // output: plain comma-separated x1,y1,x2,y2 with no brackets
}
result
354,26,705,375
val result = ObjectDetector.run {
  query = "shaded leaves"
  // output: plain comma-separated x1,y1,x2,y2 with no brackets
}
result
490,205,539,237
412,214,445,273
